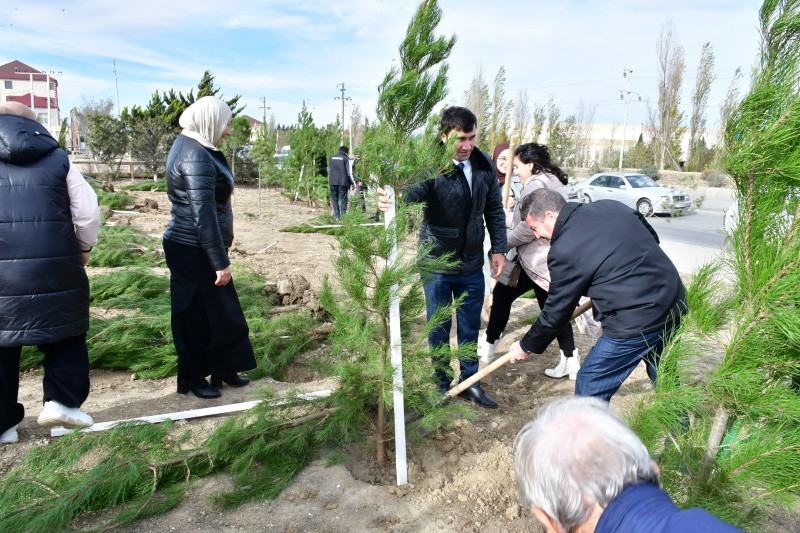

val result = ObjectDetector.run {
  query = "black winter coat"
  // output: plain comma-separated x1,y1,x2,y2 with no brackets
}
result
404,149,508,276
328,150,352,187
163,135,234,271
520,200,686,353
0,114,89,347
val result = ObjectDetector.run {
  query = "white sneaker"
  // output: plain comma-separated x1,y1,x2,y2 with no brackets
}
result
478,332,499,364
544,350,581,380
0,425,18,444
37,400,93,428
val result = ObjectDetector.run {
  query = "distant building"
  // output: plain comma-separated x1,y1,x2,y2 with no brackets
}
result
512,122,721,168
243,115,263,143
0,60,61,136
581,123,722,166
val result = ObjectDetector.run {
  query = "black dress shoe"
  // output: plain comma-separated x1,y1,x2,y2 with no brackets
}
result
177,379,221,399
210,372,250,388
458,385,498,409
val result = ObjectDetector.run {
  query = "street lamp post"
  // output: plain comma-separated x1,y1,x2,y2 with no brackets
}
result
618,70,632,171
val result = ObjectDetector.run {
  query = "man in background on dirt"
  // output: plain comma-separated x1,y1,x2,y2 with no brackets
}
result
378,106,508,408
508,189,686,400
514,396,741,532
328,145,355,220
0,102,100,444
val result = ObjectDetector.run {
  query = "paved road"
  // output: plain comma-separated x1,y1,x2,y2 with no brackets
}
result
648,209,727,249
648,208,731,275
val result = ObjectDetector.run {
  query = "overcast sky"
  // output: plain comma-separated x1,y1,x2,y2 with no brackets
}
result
1,1,761,132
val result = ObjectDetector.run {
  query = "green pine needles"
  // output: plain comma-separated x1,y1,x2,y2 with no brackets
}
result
629,1,800,529
0,391,345,532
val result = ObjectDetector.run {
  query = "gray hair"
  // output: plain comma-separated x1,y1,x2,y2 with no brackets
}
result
513,396,659,530
520,188,566,221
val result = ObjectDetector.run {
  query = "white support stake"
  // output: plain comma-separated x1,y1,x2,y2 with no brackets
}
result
50,389,332,437
384,185,407,486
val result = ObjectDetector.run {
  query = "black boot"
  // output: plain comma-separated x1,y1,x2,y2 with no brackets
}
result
177,378,221,399
210,371,250,388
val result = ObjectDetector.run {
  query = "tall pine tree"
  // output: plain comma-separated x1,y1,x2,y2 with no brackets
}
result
629,2,800,529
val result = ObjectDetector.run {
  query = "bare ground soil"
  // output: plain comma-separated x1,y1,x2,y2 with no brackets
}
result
2,184,796,532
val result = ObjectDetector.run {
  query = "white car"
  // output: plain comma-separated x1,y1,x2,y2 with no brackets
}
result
568,172,692,216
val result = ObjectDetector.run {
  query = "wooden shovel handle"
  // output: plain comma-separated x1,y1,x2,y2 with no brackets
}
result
501,143,514,209
446,298,593,399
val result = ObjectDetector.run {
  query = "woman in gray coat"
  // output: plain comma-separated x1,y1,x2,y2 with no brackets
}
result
478,143,580,379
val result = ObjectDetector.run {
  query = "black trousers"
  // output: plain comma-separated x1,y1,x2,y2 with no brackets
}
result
163,240,256,386
485,269,575,354
0,333,90,433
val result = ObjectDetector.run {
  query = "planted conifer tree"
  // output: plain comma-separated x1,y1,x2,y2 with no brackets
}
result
319,0,464,470
628,1,800,529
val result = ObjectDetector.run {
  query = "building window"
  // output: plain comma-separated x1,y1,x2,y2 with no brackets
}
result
3,80,11,89
49,82,55,90
37,113,48,124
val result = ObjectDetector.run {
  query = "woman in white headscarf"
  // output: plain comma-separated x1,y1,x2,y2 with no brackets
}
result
163,96,256,399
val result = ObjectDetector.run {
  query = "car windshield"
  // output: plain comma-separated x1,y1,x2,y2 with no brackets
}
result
625,175,658,188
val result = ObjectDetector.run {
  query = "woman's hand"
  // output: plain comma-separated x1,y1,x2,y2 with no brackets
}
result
215,266,232,286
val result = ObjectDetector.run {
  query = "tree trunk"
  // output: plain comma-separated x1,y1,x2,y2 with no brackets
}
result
700,405,729,483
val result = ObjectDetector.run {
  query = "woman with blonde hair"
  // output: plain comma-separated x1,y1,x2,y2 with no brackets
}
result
163,96,256,399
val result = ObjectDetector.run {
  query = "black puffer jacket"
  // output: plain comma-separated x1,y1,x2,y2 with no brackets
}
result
163,135,234,271
404,149,508,276
0,114,89,347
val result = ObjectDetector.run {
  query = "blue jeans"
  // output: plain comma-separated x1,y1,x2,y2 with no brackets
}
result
330,185,349,220
575,321,678,400
423,269,484,391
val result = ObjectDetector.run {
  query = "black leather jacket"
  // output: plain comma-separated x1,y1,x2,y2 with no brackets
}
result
163,135,234,271
404,149,508,276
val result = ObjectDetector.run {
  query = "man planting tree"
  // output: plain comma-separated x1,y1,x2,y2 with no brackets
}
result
508,189,686,400
378,106,508,408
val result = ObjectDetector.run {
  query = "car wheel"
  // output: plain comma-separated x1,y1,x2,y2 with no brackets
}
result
581,194,592,204
637,199,653,216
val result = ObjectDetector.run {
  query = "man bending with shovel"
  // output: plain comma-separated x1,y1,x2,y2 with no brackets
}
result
508,189,686,400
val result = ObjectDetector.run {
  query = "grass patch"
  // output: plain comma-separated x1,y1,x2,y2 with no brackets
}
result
121,180,168,193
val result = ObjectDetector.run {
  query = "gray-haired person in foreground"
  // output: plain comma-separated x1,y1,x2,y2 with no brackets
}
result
513,397,741,533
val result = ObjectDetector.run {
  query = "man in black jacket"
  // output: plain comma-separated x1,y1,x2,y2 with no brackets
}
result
388,106,508,408
328,145,354,220
508,189,686,400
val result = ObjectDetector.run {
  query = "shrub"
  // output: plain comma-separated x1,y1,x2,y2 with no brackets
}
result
700,168,731,188
639,162,660,181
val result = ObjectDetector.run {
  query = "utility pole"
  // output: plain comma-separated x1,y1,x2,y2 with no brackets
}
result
335,82,351,144
617,69,640,171
259,96,270,135
113,60,121,115
618,69,632,170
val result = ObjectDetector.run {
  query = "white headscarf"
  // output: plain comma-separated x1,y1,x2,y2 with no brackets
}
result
178,96,232,150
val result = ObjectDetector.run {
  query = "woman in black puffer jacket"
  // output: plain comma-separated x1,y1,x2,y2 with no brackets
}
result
163,96,255,399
